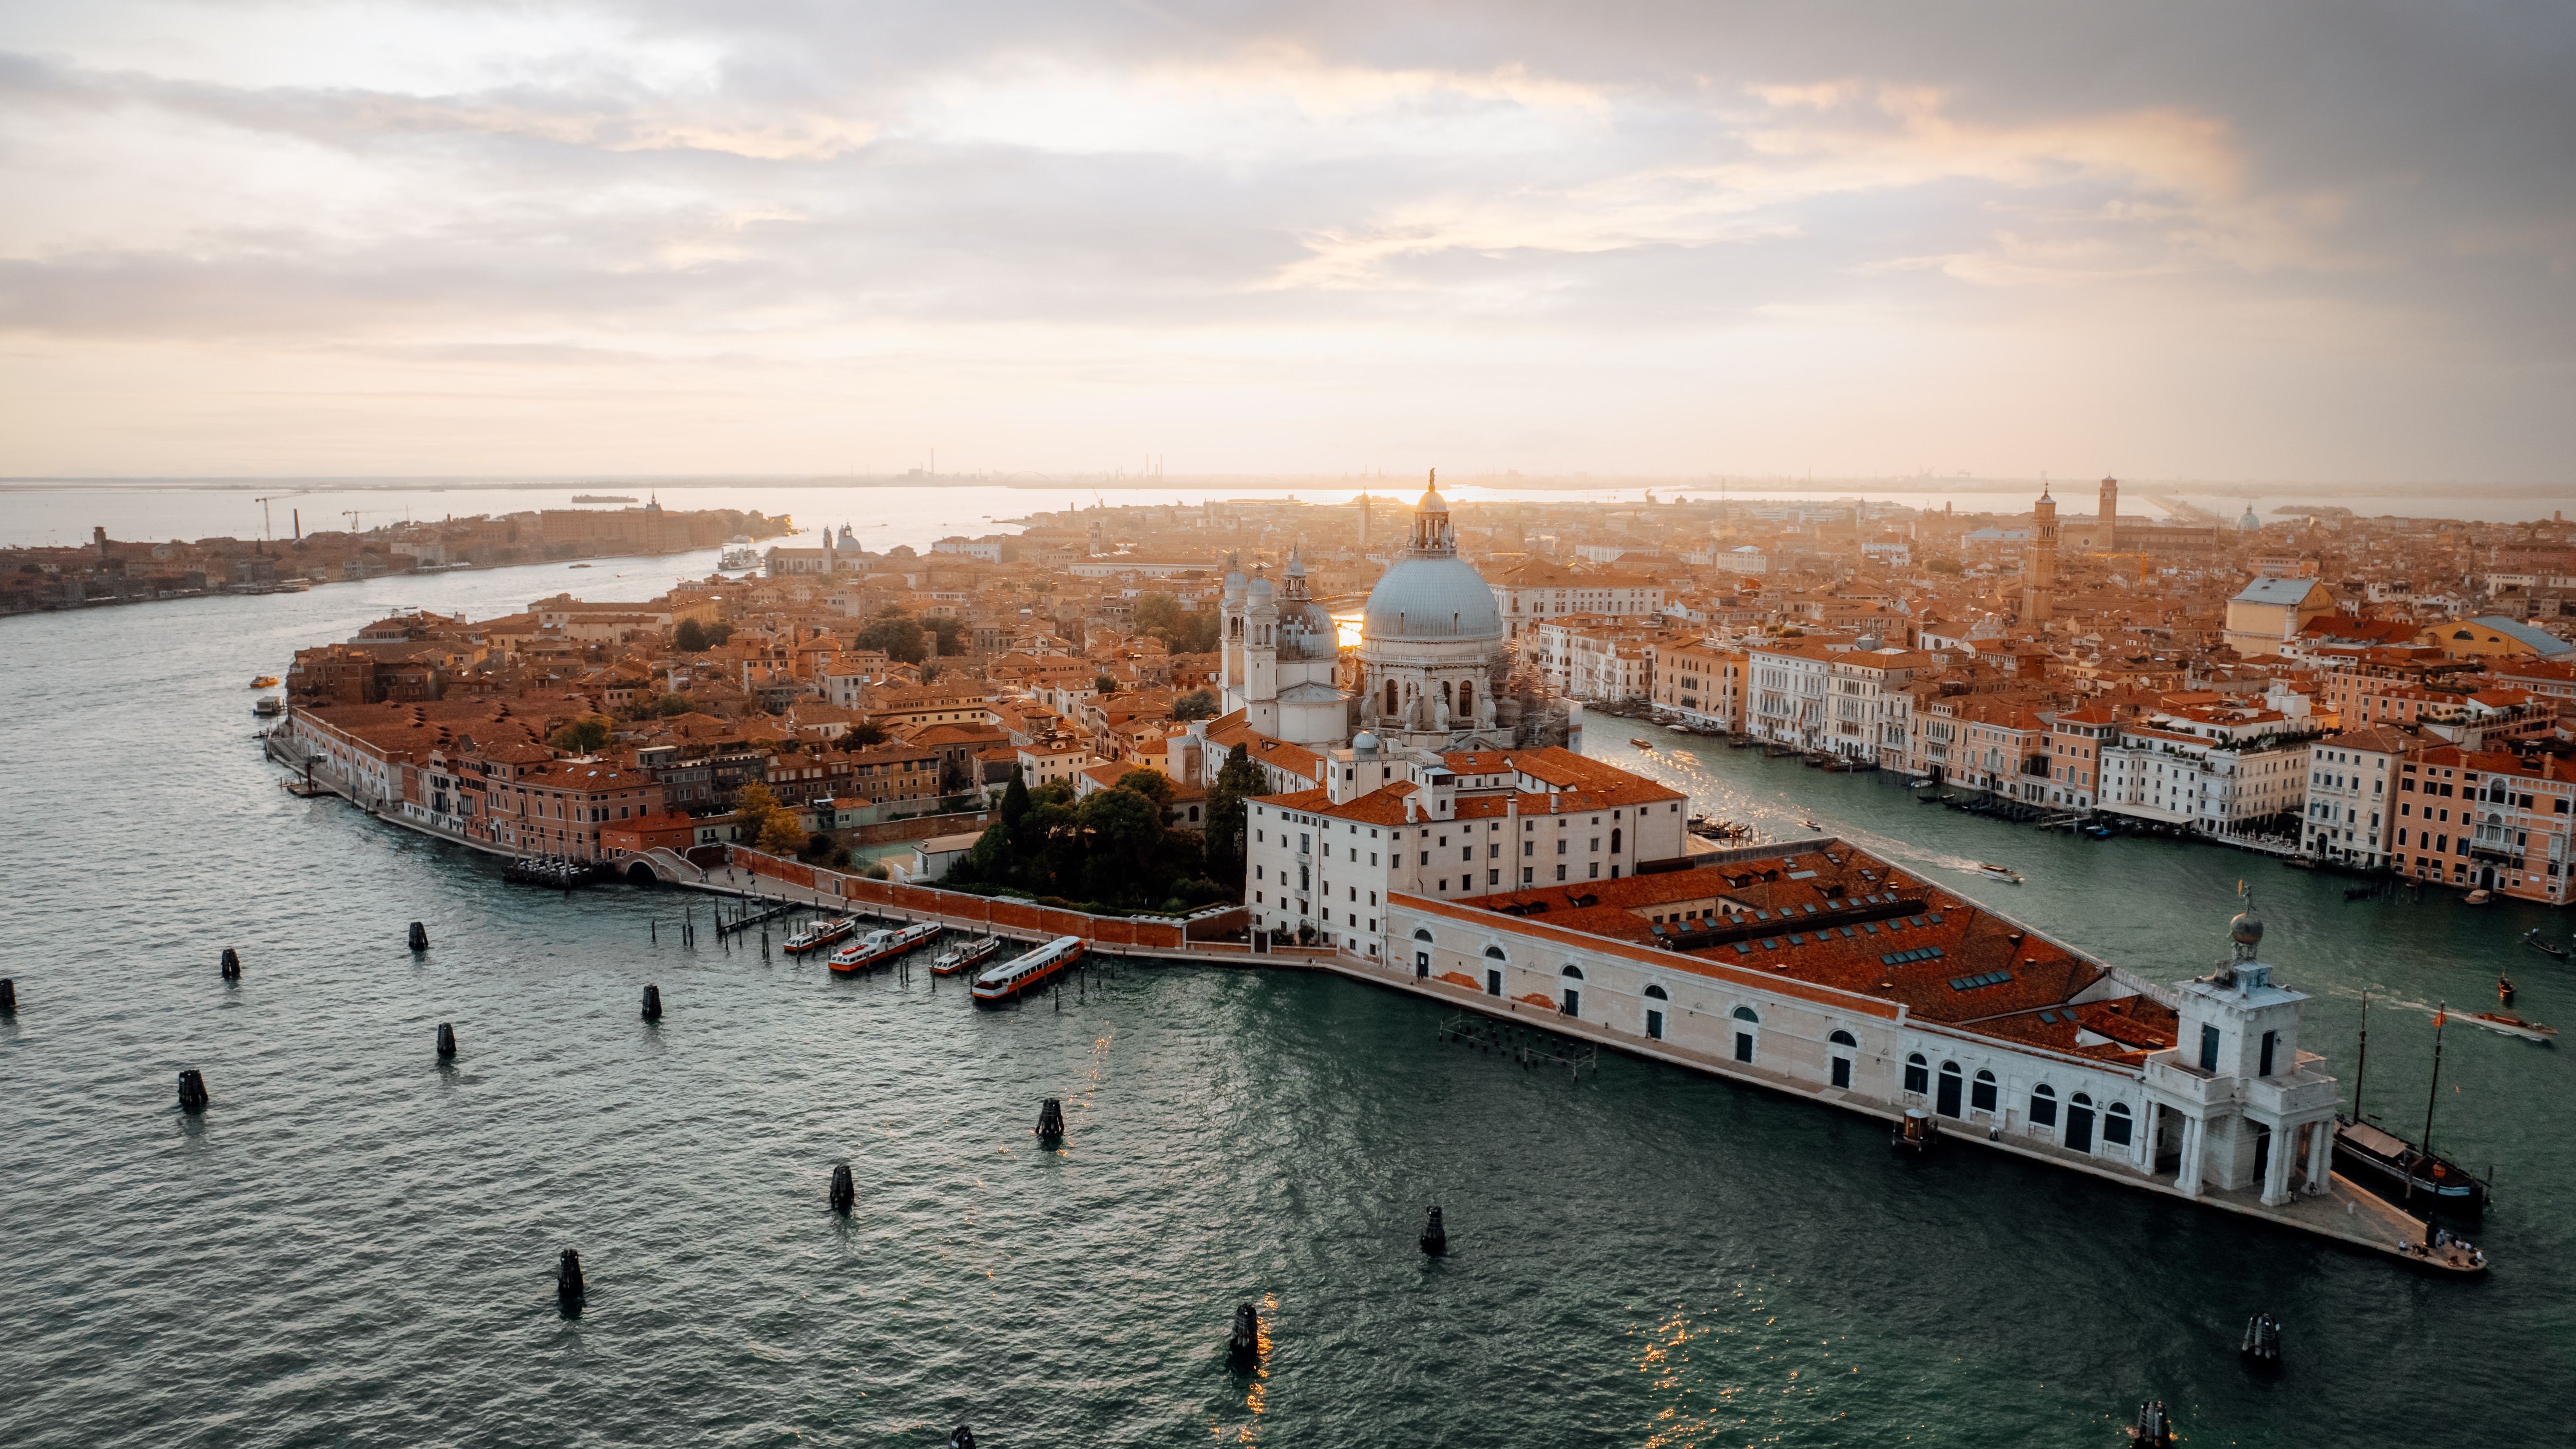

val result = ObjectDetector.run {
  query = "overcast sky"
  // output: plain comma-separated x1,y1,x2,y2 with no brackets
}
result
1,1,2570,481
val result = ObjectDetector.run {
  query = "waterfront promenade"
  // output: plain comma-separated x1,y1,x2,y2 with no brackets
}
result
642,835,2484,1277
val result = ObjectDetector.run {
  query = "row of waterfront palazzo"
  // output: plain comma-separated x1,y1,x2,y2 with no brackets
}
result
1383,901,2174,1171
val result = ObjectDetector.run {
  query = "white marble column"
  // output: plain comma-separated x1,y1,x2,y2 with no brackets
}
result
2260,1120,2295,1206
2306,1117,2333,1192
2175,1116,2204,1197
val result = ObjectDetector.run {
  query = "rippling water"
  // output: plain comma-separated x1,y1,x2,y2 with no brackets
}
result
6,563,2573,1447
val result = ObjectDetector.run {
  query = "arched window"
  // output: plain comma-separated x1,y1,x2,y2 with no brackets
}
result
1610,827,1622,854
1731,1006,1758,1022
1904,1052,1929,1094
1561,964,1585,980
1828,1029,1856,1088
1643,984,1668,1000
1385,679,1400,717
1935,1060,1964,1117
1642,983,1667,1040
1483,945,1506,960
1829,1030,1857,1047
2030,1083,2059,1127
1413,929,1434,942
1458,681,1473,719
1971,1068,1998,1114
2103,1102,2134,1147
1731,1007,1756,1063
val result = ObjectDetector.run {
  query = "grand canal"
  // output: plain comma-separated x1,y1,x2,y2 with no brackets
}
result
4,540,2571,1448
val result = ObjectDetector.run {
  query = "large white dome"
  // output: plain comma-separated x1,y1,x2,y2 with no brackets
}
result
1363,554,1503,642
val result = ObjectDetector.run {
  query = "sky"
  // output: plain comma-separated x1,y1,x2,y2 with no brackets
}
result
0,1,2570,483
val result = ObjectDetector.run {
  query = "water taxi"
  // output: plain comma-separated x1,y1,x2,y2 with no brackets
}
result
1630,738,1654,750
1976,863,2024,885
250,674,279,688
252,697,284,717
2458,1011,2557,1042
783,917,857,953
932,936,1003,976
972,934,1086,1003
828,920,940,973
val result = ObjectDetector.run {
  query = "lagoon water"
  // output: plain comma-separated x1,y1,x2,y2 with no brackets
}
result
4,538,2573,1447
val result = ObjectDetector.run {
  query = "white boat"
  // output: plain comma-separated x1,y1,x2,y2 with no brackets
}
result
2458,1011,2557,1042
2463,888,2493,905
783,917,857,954
828,920,940,973
252,697,284,717
932,936,1003,976
973,934,1087,1003
1977,863,2024,885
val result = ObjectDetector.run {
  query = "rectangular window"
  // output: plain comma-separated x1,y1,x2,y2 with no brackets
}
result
2104,1111,2134,1147
2259,1030,2277,1077
1646,1010,1664,1041
1486,969,1500,996
2030,1092,2058,1127
1733,1032,1754,1063
2199,1024,2221,1073
1831,1057,1851,1089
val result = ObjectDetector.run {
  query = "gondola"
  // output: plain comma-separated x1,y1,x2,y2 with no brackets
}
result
2523,929,2568,960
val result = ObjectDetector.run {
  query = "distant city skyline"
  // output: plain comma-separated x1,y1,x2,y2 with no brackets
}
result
2,2,2570,482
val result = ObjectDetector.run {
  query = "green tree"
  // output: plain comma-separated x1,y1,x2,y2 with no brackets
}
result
655,692,696,717
845,719,889,748
855,613,928,663
548,713,614,753
1172,689,1219,721
1115,768,1175,817
1094,674,1117,695
1202,742,1264,890
1077,784,1164,898
1133,592,1183,636
923,616,963,655
674,617,708,651
1927,556,1965,575
1174,609,1221,654
734,781,805,856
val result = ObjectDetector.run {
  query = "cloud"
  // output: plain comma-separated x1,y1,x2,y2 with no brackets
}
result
0,0,2568,479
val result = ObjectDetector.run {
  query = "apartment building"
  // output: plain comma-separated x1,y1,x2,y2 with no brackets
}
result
1648,641,1747,731
1828,647,1934,766
1484,558,1665,641
2391,747,2575,901
2099,707,2312,838
2301,725,2417,868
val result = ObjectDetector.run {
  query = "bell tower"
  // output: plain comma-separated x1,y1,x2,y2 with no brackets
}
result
2022,484,2057,625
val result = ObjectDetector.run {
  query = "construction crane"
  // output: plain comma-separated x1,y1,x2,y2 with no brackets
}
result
253,489,315,539
343,510,369,536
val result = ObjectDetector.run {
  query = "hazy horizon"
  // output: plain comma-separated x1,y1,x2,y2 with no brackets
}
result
4,3,2571,483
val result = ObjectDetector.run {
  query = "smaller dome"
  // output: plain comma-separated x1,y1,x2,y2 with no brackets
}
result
1416,488,1447,513
1353,731,1380,755
1246,573,1274,597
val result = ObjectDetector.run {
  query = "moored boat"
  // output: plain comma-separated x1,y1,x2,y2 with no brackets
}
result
2458,1011,2557,1042
1977,862,2023,884
932,936,1004,976
972,934,1086,1003
2463,888,2493,905
783,917,857,953
252,697,284,717
2332,1117,2488,1216
828,920,940,973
